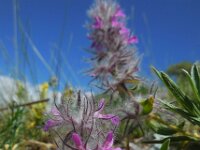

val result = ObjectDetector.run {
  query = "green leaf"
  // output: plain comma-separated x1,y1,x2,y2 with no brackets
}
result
159,71,195,115
147,118,177,135
191,64,200,97
152,67,195,114
159,99,200,125
182,69,200,102
160,139,170,150
140,96,154,115
143,136,197,144
151,67,163,81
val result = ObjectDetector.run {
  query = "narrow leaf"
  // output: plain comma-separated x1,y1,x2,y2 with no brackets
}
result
160,139,170,150
143,136,197,144
191,64,200,97
151,67,163,81
182,69,200,102
159,99,200,125
160,72,195,114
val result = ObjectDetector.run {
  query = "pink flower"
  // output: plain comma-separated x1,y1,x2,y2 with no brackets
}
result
94,99,120,126
111,7,126,27
71,131,121,150
43,119,63,131
111,20,124,28
114,7,126,18
43,106,63,131
110,10,138,45
128,35,138,44
119,27,138,44
101,131,121,150
119,27,129,35
92,16,103,29
72,133,86,150
111,6,125,27
51,106,61,116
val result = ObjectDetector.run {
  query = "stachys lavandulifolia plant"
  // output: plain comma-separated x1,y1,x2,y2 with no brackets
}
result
44,0,146,149
87,0,139,93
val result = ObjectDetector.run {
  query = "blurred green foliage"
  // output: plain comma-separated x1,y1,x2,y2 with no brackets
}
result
0,82,51,150
166,61,192,77
151,62,200,149
0,103,24,149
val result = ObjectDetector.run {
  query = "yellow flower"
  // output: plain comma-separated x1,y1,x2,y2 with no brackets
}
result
40,82,49,92
40,82,49,99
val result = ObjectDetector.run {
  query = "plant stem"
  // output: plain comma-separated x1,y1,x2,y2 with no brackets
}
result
0,99,49,112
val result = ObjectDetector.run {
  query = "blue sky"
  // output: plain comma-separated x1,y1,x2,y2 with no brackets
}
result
0,0,200,89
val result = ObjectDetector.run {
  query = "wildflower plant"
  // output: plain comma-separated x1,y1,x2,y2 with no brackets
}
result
87,0,139,92
44,92,121,150
45,0,153,150
86,1,157,149
148,63,200,149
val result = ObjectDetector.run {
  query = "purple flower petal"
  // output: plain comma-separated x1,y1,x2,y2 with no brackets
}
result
102,131,114,149
51,106,61,116
93,99,120,126
111,116,120,126
97,114,113,119
96,114,120,126
92,16,103,29
72,133,85,150
97,98,105,112
128,36,138,44
114,7,126,18
111,20,122,28
43,119,62,131
101,131,122,150
111,6,125,30
119,27,129,35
